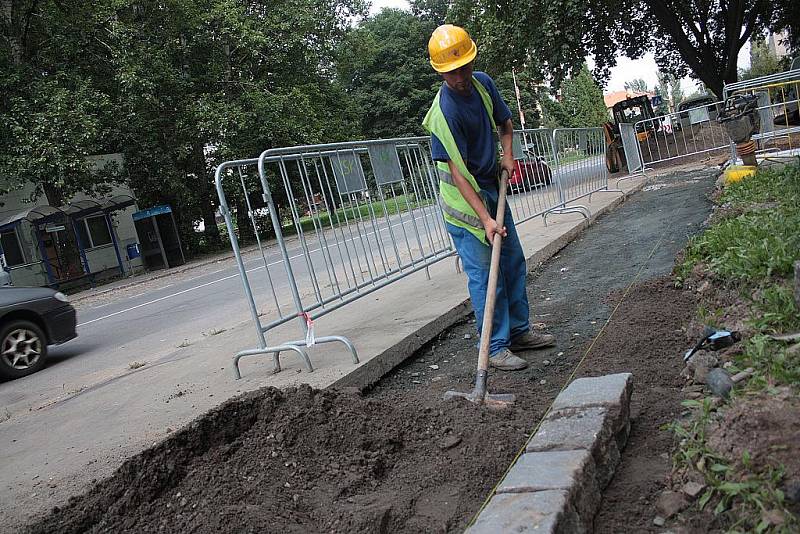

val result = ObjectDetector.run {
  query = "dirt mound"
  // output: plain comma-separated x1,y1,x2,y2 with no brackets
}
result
708,388,800,512
27,383,534,534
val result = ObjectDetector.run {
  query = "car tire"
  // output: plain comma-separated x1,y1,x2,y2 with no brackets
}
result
0,320,48,379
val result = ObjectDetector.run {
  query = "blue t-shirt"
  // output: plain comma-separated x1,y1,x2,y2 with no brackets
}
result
430,71,512,189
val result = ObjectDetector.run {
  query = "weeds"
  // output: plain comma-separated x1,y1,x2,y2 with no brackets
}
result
128,361,147,370
669,399,797,532
670,163,800,532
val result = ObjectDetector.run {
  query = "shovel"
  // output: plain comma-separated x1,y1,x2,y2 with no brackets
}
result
444,169,516,408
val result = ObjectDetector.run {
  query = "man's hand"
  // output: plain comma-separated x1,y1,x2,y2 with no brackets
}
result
483,218,508,243
500,154,516,183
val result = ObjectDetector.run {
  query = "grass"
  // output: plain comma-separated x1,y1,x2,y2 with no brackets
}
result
668,399,797,533
671,163,800,532
289,193,433,235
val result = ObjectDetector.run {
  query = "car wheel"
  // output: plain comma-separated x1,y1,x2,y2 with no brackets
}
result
0,320,48,379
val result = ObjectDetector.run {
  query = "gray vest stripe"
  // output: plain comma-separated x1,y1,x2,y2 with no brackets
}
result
438,168,455,186
440,201,482,228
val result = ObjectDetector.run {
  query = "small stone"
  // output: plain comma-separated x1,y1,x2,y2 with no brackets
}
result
292,494,300,503
653,516,666,527
429,365,439,370
542,360,550,365
284,482,291,488
411,372,420,377
682,481,705,498
656,491,689,518
464,334,472,339
412,380,421,384
706,368,734,398
557,352,564,357
539,380,547,385
180,497,187,507
431,376,442,382
439,435,462,450
722,361,734,369
175,492,182,498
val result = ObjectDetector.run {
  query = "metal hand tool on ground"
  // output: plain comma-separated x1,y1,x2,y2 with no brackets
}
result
444,169,516,408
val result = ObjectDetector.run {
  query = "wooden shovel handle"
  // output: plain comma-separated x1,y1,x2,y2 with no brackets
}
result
476,169,509,372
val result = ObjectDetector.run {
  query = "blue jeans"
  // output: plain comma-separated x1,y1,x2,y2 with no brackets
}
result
447,187,530,356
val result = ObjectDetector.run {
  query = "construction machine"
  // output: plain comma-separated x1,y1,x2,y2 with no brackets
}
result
602,94,657,172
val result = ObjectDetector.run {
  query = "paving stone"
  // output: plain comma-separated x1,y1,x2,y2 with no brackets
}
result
498,450,590,493
497,450,600,524
527,407,608,453
551,373,633,413
526,407,621,489
464,491,584,534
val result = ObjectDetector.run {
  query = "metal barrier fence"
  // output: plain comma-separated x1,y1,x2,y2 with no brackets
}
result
546,127,621,223
216,137,457,377
629,69,800,170
506,129,565,223
217,128,623,378
633,99,729,168
723,68,800,162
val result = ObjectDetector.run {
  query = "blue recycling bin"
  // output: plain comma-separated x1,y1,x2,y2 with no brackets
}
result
126,243,141,260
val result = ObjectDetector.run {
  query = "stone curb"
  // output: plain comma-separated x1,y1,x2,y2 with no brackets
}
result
466,373,634,534
332,180,646,392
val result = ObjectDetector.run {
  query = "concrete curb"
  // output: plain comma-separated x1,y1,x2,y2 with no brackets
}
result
466,373,634,534
331,182,646,392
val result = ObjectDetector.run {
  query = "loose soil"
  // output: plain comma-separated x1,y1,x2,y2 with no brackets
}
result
25,169,716,534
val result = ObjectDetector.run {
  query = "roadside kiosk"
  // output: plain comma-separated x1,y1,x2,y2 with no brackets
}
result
132,205,185,271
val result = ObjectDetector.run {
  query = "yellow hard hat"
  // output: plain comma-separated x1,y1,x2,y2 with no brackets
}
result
428,24,477,73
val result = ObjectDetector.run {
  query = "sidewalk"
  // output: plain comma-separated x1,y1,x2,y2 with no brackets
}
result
0,176,647,530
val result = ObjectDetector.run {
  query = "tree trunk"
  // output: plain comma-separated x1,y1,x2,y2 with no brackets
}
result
192,141,222,247
235,197,255,245
43,182,65,207
1,0,23,66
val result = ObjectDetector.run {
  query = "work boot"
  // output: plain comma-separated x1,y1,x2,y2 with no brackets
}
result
489,349,529,371
509,331,556,352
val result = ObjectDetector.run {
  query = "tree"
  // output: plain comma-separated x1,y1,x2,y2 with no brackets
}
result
541,65,609,128
0,1,124,205
336,8,440,139
494,70,545,129
624,79,649,93
451,0,798,99
656,71,684,113
739,37,783,80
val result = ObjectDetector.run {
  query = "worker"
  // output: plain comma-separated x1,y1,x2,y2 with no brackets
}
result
422,24,555,371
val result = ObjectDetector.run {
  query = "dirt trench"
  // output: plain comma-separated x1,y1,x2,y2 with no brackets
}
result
26,169,716,533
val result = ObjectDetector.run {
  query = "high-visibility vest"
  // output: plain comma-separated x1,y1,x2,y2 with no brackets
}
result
422,76,497,245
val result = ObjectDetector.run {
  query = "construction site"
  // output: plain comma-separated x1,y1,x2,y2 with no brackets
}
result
2,6,800,534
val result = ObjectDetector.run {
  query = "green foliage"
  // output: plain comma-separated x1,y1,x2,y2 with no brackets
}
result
336,9,439,139
656,71,684,114
450,0,798,99
740,37,785,81
541,65,609,128
680,165,800,284
624,78,648,92
494,70,544,129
